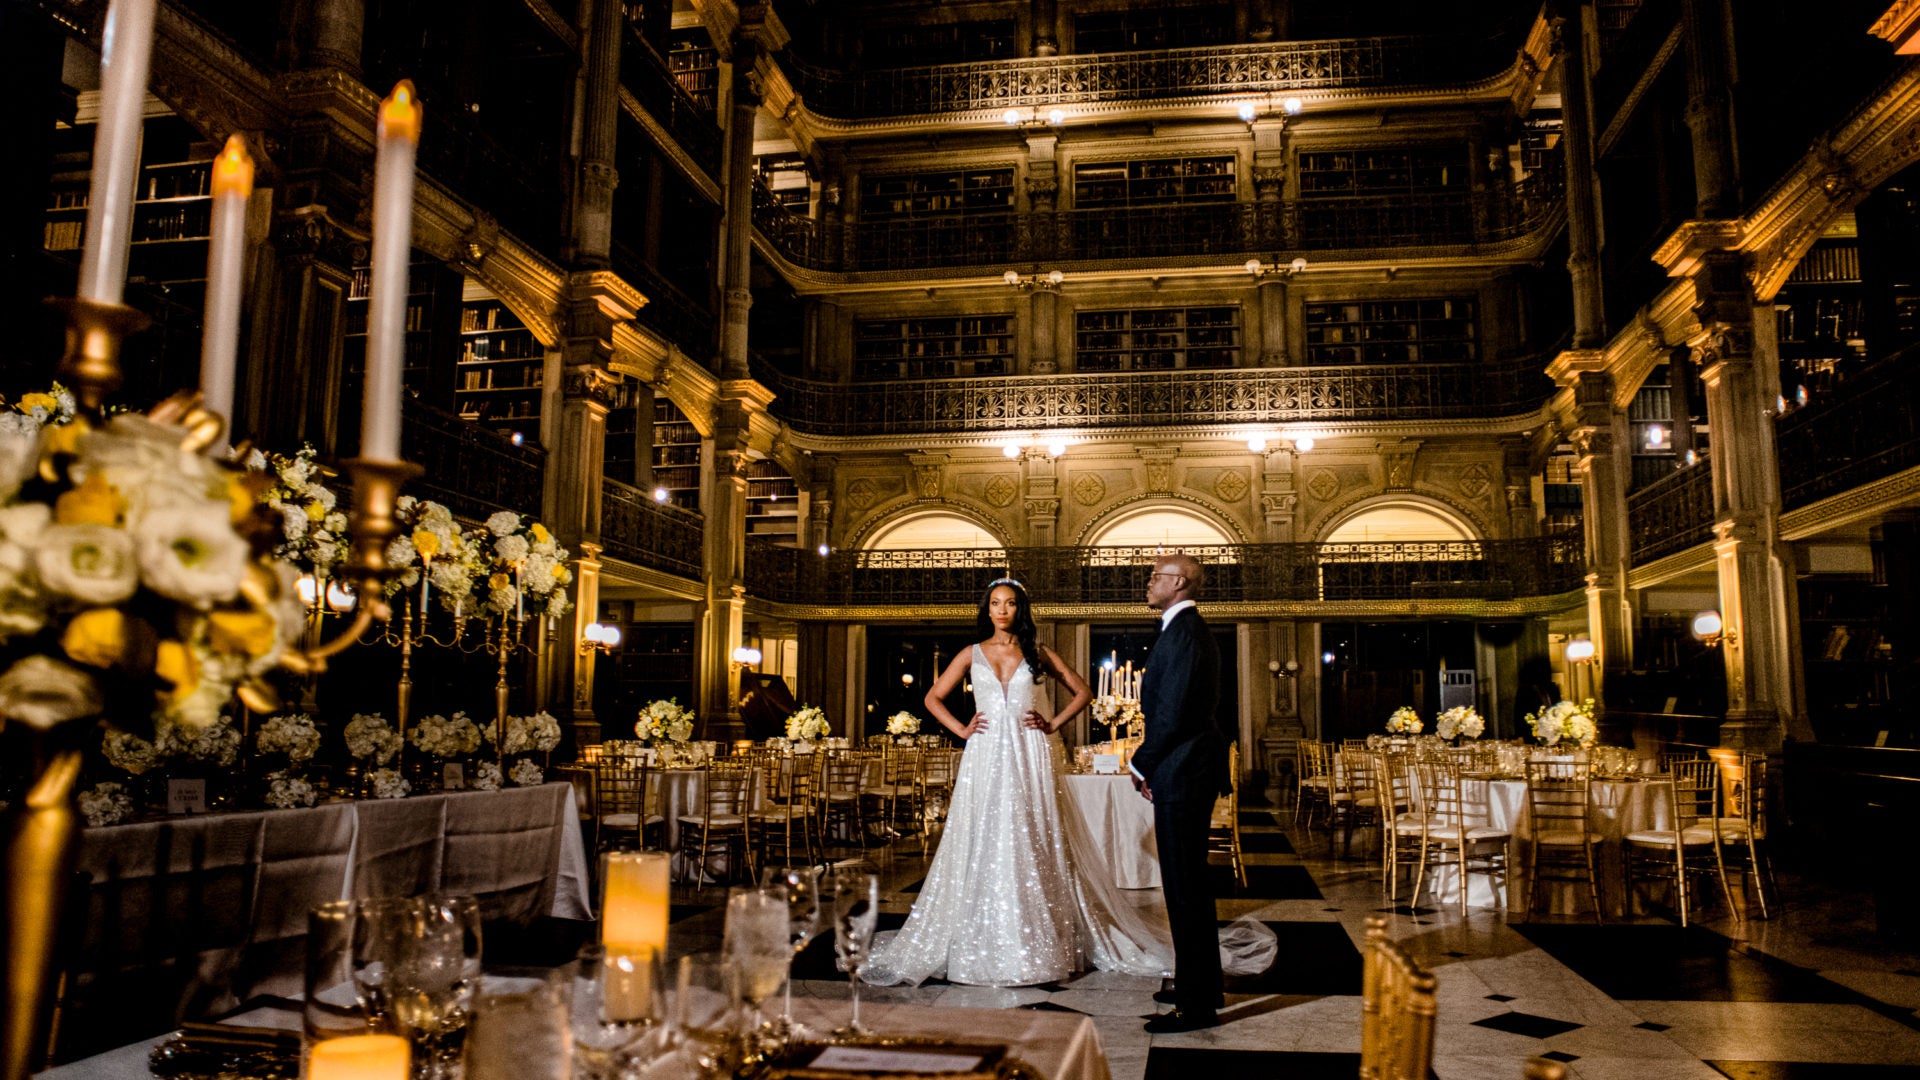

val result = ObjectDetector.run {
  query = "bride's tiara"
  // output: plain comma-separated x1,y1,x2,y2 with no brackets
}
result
987,576,1024,589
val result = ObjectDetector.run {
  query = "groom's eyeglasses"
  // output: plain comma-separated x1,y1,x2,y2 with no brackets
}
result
1148,572,1186,582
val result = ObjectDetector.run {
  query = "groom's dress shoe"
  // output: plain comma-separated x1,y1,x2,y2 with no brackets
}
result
1152,988,1225,1007
1143,1010,1220,1033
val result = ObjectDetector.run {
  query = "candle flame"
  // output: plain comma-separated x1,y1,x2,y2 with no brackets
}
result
210,135,254,198
378,80,422,144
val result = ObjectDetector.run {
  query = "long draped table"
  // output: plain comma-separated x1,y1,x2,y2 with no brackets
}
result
68,783,592,1035
1060,773,1160,889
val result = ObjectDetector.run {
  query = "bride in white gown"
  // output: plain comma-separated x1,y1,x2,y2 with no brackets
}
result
863,578,1175,987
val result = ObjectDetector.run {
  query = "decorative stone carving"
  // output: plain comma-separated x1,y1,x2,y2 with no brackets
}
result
907,453,949,500
1140,448,1177,494
1379,442,1422,492
1457,463,1492,500
1305,468,1340,502
1072,473,1107,506
846,477,879,510
984,474,1018,507
1214,468,1250,502
1025,498,1060,520
561,365,618,406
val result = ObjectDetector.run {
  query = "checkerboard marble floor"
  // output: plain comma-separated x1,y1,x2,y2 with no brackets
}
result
665,807,1920,1080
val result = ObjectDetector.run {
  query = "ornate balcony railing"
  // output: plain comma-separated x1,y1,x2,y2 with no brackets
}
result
783,36,1510,119
1627,463,1715,564
747,535,1586,607
621,27,724,177
1777,355,1920,511
401,402,546,522
753,168,1562,273
601,478,705,578
755,356,1554,436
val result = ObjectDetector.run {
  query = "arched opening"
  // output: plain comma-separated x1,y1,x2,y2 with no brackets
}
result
1323,501,1476,543
1084,505,1238,548
864,511,1006,552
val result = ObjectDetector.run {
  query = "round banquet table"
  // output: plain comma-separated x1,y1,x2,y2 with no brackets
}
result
1420,777,1672,914
1060,773,1160,889
655,765,774,882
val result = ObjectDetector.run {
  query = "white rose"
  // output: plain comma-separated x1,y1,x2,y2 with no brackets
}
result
34,524,138,605
133,502,251,605
495,534,530,565
421,502,454,529
281,504,309,541
486,511,521,537
245,449,268,471
0,655,103,730
77,415,223,512
314,486,337,511
0,426,39,501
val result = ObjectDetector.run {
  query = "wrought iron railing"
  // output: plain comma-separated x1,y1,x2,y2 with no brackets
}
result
754,168,1562,273
783,36,1509,118
747,535,1586,607
1777,355,1920,511
601,478,704,578
401,402,547,522
621,26,724,177
755,356,1555,436
1627,463,1715,564
615,250,717,358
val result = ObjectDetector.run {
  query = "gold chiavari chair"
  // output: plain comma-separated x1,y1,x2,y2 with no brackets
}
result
1208,743,1247,889
1714,752,1778,918
594,755,663,853
1295,740,1331,825
1376,751,1426,902
1335,748,1383,858
817,748,870,853
1623,761,1737,925
918,747,961,851
1523,758,1604,922
1359,916,1437,1080
678,762,752,884
863,745,923,851
748,753,817,873
1409,759,1511,917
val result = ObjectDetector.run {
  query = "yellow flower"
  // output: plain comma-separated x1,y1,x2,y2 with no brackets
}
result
154,639,198,701
227,473,270,525
489,572,511,591
530,523,551,544
305,502,326,521
413,529,440,560
62,608,130,669
19,393,57,414
41,418,89,458
550,563,568,579
55,472,124,527
209,608,278,659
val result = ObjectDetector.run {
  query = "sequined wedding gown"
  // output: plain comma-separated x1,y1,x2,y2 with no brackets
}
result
862,646,1175,987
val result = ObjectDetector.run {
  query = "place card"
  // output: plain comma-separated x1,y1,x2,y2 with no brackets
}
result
167,778,207,815
806,1047,989,1074
1091,753,1122,775
442,763,466,790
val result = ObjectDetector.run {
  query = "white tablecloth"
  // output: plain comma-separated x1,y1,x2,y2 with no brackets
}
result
1061,774,1159,889
69,784,592,1030
1421,778,1670,913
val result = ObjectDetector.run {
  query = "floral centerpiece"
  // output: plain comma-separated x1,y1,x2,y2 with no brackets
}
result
101,727,161,776
1435,706,1484,741
1385,706,1423,735
410,711,482,759
157,714,242,768
636,698,695,745
786,705,829,743
488,709,563,757
480,512,573,622
253,445,346,580
1526,699,1598,749
509,758,545,787
1090,694,1144,740
256,712,321,765
382,497,488,619
470,760,504,791
78,781,133,827
886,711,920,737
263,774,318,809
369,768,410,799
344,712,403,764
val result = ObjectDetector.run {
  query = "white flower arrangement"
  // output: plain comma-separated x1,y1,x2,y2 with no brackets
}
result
470,760,503,791
1526,699,1598,748
258,445,346,577
370,767,410,799
1435,706,1485,741
155,715,241,766
487,710,563,755
1385,706,1423,735
257,712,321,763
786,705,830,742
1090,694,1144,737
636,698,695,744
886,711,920,736
509,758,544,787
344,712,403,763
5,386,78,429
264,774,318,809
78,781,133,827
384,498,486,618
410,711,482,758
478,514,573,621
101,728,161,775
0,411,303,748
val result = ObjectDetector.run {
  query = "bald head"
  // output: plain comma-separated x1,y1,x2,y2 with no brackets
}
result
1147,552,1204,609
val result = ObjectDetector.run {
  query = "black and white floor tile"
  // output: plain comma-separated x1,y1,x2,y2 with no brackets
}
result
662,805,1920,1080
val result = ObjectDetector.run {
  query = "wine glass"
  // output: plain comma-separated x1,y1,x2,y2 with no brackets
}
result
570,943,669,1080
465,971,570,1080
758,867,823,1039
826,868,880,1037
349,897,479,1078
723,889,793,1058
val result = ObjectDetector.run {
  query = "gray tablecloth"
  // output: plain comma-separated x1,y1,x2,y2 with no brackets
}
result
68,784,592,1034
1061,774,1160,889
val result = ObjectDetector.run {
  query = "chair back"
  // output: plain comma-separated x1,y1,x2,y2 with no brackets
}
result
1670,758,1721,832
1300,740,1332,782
1360,917,1438,1080
1721,752,1768,839
820,749,866,799
1524,758,1593,841
702,763,753,819
921,748,959,788
1339,748,1377,801
1376,751,1416,818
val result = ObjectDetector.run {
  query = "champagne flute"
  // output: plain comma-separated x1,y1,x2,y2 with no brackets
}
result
826,869,880,1037
723,889,793,1056
758,867,823,1039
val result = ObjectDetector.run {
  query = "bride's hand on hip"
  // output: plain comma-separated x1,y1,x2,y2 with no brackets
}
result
1020,709,1051,732
962,712,990,738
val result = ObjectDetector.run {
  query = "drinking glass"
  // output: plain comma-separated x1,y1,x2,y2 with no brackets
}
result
307,900,380,1062
570,943,669,1079
349,897,478,1078
465,972,570,1080
758,867,823,1039
825,868,880,1036
723,889,793,1053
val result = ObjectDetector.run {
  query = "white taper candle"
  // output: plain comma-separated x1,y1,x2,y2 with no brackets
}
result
77,0,159,305
199,135,252,431
361,81,421,463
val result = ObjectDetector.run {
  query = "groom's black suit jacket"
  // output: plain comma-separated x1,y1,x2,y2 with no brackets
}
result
1132,606,1228,804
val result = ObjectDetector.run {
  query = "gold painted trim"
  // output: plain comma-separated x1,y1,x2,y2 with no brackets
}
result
744,590,1586,623
1779,464,1920,541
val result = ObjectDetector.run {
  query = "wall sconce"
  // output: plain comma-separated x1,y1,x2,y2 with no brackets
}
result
1692,610,1731,648
1004,269,1064,292
296,573,357,614
900,672,915,689
1268,658,1300,679
731,645,764,672
1564,637,1595,664
1001,107,1066,127
1292,434,1316,453
1047,439,1068,457
1244,256,1309,279
1282,96,1303,115
1247,434,1268,453
580,621,622,655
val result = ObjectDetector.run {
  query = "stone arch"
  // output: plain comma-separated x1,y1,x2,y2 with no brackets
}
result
1307,491,1489,544
850,503,1012,551
1075,496,1249,547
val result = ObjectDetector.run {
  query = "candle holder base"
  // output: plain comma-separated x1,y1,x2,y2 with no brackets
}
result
48,297,150,415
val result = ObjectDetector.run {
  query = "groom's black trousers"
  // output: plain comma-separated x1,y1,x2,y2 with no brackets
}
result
1154,796,1223,1013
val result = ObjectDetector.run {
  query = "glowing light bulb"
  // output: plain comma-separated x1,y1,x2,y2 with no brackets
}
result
1003,441,1023,459
1564,638,1595,662
1322,651,1336,665
1247,435,1267,453
817,543,830,556
1003,108,1021,125
1004,269,1021,285
1282,96,1303,115
1048,440,1067,457
652,487,669,502
1046,269,1064,285
1245,258,1264,275
1692,611,1723,640
1294,435,1316,453
1238,101,1258,122
1047,108,1065,125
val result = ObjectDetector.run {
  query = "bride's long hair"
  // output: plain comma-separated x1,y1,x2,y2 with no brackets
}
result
976,578,1045,682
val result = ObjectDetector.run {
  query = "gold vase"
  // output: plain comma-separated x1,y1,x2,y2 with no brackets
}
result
2,740,84,1080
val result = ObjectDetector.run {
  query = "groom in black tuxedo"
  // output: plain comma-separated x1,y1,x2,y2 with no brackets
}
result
1130,552,1228,1032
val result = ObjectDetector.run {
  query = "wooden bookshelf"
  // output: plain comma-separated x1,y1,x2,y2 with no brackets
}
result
1297,146,1469,198
1072,6,1232,52
1800,573,1895,738
853,315,1015,380
342,261,465,439
745,459,800,542
1074,306,1241,372
1072,156,1237,208
859,170,1015,222
451,298,544,443
666,43,719,113
1301,297,1478,365
593,611,696,727
603,381,650,487
653,397,702,511
1775,239,1866,398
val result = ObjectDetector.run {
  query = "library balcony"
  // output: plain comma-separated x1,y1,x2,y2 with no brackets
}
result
601,478,706,579
752,167,1562,275
754,355,1555,437
1777,352,1920,512
745,535,1586,610
401,402,547,522
1626,463,1716,565
621,25,724,178
781,35,1516,119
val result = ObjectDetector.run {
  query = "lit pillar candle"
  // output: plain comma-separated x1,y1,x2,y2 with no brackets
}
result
199,135,253,431
362,81,421,463
601,851,669,1021
306,1035,409,1080
76,0,159,305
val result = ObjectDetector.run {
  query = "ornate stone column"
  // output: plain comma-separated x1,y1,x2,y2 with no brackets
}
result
1257,278,1289,366
305,0,364,75
1031,0,1059,56
1023,447,1060,547
1680,0,1738,217
1552,2,1605,348
1261,447,1298,542
573,0,624,268
1571,369,1634,700
718,39,763,380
